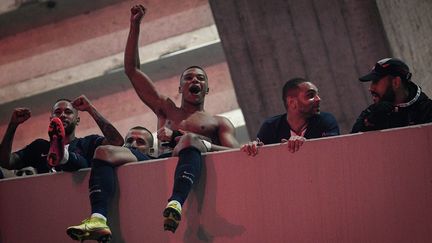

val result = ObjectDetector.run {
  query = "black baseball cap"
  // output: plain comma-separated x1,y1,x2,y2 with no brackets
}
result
359,58,412,82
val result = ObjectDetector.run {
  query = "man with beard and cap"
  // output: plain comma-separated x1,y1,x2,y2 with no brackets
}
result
351,58,432,133
241,77,340,156
123,4,239,233
0,95,124,174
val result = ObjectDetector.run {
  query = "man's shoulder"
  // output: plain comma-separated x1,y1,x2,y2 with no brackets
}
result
213,114,230,121
23,138,49,149
31,138,49,144
317,112,337,121
262,114,286,125
73,134,104,147
14,138,49,159
307,112,340,137
410,92,432,113
412,92,432,121
417,92,432,105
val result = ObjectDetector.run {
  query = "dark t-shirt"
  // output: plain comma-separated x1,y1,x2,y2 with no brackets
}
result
15,134,104,173
257,112,340,145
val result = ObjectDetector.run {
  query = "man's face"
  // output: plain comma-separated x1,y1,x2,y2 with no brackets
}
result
179,67,209,105
295,82,321,118
51,101,79,135
369,75,395,104
124,129,153,155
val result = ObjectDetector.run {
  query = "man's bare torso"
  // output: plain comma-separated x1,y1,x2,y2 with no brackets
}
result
159,110,221,145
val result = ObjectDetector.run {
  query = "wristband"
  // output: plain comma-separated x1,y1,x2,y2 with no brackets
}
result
202,140,212,152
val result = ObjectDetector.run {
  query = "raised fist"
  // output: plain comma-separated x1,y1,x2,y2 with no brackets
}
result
130,4,146,23
72,95,92,112
10,108,31,125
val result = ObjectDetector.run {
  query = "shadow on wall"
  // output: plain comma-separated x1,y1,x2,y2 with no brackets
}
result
183,157,246,242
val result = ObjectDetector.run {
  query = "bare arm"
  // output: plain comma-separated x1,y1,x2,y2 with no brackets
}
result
72,95,124,146
210,116,239,151
124,5,176,116
0,108,31,169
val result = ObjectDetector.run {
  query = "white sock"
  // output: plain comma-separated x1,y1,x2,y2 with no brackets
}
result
59,144,70,165
91,213,107,222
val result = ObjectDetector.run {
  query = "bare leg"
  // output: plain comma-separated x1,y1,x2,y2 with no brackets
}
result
94,145,139,166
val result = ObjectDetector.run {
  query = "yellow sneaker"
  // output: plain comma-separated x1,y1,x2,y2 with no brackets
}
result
66,217,112,242
163,200,182,233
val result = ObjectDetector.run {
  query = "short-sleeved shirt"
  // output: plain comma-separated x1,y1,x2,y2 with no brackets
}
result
257,112,340,145
15,135,104,173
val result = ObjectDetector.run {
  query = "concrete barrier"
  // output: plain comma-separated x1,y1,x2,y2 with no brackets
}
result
1,124,432,243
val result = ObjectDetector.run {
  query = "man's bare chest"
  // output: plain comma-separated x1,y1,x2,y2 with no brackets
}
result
164,113,219,139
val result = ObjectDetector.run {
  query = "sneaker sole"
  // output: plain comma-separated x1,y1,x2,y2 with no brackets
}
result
66,227,112,242
163,207,181,233
48,118,65,167
163,207,181,220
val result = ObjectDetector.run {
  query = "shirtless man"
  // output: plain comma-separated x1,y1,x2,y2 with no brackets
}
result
124,4,239,233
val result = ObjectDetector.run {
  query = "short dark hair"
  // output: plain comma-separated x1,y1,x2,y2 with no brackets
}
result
129,126,154,147
52,98,77,114
55,98,72,103
180,65,208,80
281,77,308,108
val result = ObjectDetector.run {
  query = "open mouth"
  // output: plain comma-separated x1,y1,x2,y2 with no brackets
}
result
189,85,201,94
371,92,379,98
371,92,380,103
61,120,69,128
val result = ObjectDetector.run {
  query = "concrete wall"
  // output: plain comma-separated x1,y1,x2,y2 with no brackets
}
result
1,124,432,243
210,0,432,136
376,0,432,97
1,0,431,151
209,0,391,135
0,0,246,150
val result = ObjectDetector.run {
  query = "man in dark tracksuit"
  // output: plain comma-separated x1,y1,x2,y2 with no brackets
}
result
352,58,432,133
242,77,340,156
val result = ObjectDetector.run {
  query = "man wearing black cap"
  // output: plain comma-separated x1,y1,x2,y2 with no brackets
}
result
352,58,432,133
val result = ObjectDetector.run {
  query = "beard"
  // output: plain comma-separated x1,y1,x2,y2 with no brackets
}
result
299,104,320,118
379,86,396,103
64,122,76,135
